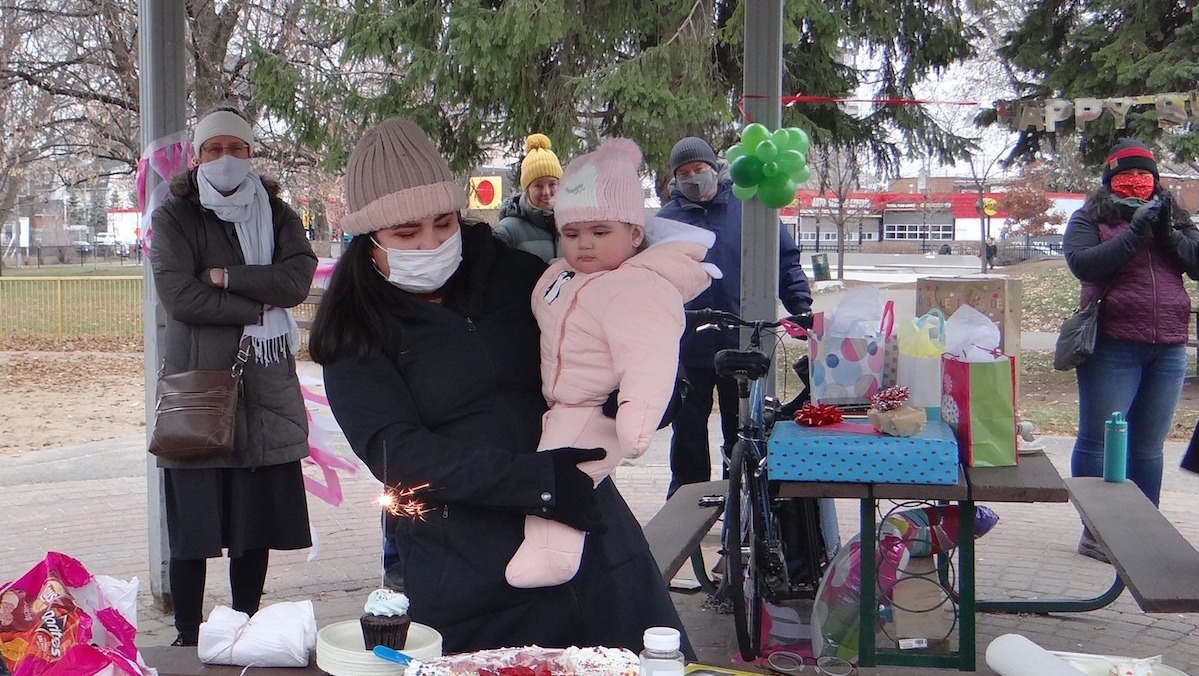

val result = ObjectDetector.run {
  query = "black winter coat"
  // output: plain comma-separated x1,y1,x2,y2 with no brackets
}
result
150,169,317,469
321,223,692,655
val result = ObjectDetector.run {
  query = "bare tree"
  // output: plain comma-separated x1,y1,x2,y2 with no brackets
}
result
808,143,871,280
0,0,346,244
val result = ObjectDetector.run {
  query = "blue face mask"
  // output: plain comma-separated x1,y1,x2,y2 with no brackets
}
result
678,170,717,203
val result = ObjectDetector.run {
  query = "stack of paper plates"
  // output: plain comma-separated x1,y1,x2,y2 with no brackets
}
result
316,620,442,676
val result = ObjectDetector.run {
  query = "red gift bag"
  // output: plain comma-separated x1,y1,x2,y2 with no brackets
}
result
940,354,1018,467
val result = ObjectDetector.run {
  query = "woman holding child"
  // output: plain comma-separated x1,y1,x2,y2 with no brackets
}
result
308,118,692,656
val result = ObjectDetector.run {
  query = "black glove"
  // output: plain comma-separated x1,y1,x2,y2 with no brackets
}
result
1129,197,1163,238
785,305,815,331
601,389,619,419
1153,191,1180,247
545,446,608,535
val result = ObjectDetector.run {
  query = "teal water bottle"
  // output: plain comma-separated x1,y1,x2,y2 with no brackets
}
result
1103,411,1128,483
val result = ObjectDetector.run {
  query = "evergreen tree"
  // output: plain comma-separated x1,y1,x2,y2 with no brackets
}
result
996,1,1199,164
251,0,981,176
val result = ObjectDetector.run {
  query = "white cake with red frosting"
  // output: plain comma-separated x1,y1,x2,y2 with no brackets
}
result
403,645,638,675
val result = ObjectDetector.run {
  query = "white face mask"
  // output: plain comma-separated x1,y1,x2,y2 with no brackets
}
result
373,229,463,294
198,155,252,192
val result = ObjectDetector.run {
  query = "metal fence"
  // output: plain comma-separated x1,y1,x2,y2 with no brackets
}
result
0,277,326,344
0,277,143,341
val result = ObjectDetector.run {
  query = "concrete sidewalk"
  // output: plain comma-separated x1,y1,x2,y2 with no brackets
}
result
4,403,1198,673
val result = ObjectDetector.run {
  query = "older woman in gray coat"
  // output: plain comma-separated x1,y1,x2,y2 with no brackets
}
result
150,107,317,646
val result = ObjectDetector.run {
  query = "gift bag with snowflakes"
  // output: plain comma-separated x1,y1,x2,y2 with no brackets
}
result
941,354,1017,467
809,291,896,407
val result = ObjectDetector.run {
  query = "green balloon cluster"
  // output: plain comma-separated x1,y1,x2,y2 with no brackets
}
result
726,124,811,208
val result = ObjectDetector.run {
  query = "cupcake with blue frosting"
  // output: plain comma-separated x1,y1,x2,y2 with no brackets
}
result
360,588,411,650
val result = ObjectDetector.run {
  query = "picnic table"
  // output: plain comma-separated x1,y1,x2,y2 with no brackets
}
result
775,448,1199,671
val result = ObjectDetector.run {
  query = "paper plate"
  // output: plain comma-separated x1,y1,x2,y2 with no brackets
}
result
316,620,442,676
1064,659,1189,676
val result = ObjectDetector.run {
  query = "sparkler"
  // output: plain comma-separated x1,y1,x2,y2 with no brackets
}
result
376,482,433,590
377,483,434,520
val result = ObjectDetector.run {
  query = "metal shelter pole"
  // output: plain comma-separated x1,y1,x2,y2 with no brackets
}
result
138,0,186,610
741,0,785,393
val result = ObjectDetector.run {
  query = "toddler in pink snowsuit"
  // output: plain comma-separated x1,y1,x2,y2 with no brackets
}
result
505,138,719,588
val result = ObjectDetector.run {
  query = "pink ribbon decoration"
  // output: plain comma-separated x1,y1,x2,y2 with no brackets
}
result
299,375,358,506
312,257,338,290
136,133,192,258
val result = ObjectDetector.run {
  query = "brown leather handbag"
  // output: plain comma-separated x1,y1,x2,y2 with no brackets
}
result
148,338,250,461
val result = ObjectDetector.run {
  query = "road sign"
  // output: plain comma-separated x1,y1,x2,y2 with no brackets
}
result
469,176,502,210
982,197,998,217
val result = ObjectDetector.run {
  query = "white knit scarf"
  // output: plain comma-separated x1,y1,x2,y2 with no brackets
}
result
198,172,300,364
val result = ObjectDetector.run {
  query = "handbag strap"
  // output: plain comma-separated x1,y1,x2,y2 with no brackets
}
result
231,335,252,379
154,335,254,379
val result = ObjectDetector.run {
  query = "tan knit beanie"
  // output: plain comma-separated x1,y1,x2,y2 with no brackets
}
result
341,118,468,236
519,133,563,190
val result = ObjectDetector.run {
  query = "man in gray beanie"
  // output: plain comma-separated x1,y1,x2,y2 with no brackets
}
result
657,135,813,498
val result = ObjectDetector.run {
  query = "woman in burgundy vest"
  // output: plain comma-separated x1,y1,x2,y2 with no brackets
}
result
1062,138,1199,563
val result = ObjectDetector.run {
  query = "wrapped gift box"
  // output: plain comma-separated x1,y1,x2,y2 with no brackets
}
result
767,419,959,485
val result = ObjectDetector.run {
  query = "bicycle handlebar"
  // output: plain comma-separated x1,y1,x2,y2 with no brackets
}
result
685,308,811,338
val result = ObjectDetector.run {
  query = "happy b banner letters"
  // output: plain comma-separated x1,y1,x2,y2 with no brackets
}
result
995,92,1199,132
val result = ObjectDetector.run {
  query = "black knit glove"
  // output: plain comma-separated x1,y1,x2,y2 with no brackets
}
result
545,446,607,534
786,305,815,329
601,389,619,419
1129,197,1163,238
1152,191,1180,248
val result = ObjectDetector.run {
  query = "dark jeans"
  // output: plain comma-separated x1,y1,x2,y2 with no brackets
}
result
667,367,739,498
1070,338,1186,507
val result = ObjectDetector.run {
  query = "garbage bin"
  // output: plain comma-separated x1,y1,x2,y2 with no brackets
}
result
811,253,831,282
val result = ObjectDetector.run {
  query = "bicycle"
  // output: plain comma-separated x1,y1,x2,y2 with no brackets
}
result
686,308,828,662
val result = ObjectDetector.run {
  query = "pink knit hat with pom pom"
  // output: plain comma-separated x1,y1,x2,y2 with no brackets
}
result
554,138,646,229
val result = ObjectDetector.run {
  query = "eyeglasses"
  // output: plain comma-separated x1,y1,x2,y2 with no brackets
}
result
199,142,251,159
765,651,856,676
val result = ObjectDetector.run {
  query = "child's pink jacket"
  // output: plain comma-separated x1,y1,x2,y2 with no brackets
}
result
531,217,719,480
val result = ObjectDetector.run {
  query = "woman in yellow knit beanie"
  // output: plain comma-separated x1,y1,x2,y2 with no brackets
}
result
495,133,563,262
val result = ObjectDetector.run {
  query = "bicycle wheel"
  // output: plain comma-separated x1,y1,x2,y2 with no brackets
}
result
724,439,763,661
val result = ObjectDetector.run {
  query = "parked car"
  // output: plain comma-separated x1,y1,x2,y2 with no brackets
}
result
73,240,93,253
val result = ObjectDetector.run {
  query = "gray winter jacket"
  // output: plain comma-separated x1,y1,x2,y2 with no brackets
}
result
150,169,318,469
494,193,559,262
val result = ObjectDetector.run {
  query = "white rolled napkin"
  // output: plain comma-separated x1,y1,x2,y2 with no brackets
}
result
985,634,1089,676
198,600,317,667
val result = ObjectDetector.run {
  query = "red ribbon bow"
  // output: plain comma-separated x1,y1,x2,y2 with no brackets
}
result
795,403,844,426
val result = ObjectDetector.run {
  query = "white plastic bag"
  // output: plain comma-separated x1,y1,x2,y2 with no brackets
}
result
198,600,317,667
